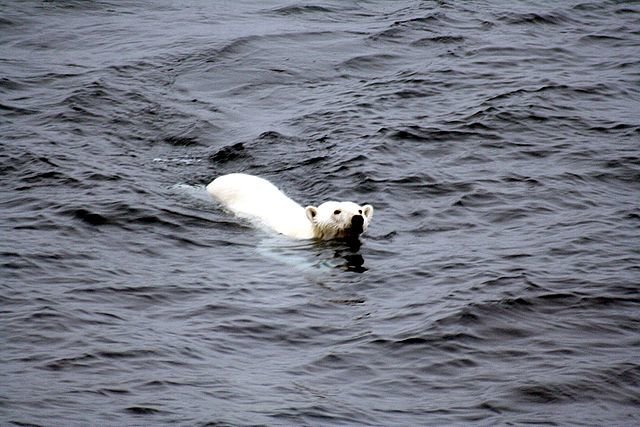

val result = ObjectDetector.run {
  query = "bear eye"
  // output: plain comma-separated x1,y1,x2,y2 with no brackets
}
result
333,209,341,215
358,209,362,214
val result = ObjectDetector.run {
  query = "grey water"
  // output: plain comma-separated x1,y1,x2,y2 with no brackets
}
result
2,0,639,425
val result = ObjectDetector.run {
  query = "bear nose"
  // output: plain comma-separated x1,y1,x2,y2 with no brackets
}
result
351,214,364,233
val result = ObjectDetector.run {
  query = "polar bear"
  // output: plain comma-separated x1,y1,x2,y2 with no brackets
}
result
206,173,373,240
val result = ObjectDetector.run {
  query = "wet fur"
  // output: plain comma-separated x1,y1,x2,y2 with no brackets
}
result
207,173,373,240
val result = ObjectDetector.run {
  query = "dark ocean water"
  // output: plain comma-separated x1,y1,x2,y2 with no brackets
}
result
2,0,640,425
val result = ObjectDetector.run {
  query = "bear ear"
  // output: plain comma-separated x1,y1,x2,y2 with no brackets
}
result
305,206,318,222
362,204,374,220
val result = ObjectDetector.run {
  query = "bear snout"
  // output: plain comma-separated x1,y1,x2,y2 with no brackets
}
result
351,214,364,234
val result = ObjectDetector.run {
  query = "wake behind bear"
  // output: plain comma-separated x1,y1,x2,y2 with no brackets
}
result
207,173,373,240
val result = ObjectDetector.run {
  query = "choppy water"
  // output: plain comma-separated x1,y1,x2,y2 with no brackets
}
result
2,0,640,425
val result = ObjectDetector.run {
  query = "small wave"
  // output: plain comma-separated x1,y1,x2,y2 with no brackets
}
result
338,53,400,72
580,34,628,43
380,125,500,142
208,142,249,164
411,35,466,46
0,16,14,27
162,135,200,147
61,202,183,230
513,363,640,405
392,13,443,28
44,353,98,371
36,1,117,12
69,284,176,303
71,208,109,226
0,77,28,93
269,5,338,16
124,406,167,415
368,28,407,43
498,11,578,26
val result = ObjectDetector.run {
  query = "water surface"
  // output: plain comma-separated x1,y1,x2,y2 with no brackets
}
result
2,0,639,425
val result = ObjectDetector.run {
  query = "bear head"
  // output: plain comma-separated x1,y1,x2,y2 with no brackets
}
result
305,201,374,240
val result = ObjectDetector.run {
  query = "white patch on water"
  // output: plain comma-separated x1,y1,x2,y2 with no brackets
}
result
255,235,338,274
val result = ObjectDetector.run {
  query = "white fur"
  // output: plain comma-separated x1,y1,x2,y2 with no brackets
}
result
206,173,373,240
